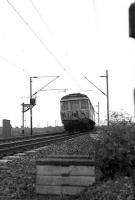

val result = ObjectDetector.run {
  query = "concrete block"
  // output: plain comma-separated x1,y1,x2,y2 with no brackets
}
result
36,185,85,195
36,175,95,186
36,158,95,166
37,165,95,176
36,156,95,196
37,165,69,176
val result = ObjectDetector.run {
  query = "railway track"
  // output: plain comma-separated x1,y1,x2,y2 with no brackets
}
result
0,132,64,143
0,130,90,158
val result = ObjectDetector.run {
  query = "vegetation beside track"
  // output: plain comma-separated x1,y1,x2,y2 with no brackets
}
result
82,111,135,200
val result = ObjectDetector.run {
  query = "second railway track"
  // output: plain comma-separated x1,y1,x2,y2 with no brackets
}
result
0,130,90,158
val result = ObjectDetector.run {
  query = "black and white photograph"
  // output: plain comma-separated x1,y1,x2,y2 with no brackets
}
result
0,0,135,199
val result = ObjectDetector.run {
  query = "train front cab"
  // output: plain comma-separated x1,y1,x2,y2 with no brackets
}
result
60,98,95,131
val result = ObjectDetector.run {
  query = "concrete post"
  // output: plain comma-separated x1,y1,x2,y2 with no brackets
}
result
2,119,11,138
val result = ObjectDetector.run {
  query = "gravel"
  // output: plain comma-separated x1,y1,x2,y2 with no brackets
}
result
0,134,95,200
0,133,134,200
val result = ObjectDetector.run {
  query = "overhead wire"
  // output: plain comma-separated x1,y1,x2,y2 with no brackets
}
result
91,0,99,31
82,0,99,81
92,0,97,19
82,0,103,96
6,0,82,91
0,55,31,76
28,0,53,34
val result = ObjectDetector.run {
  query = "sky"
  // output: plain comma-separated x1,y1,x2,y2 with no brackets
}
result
0,0,134,127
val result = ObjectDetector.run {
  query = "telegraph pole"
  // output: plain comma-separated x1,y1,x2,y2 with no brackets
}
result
129,5,135,199
22,103,25,135
30,77,33,136
30,76,38,136
84,69,110,127
95,102,99,127
106,70,109,127
97,102,100,127
134,88,135,119
99,70,109,126
22,76,64,136
129,4,135,120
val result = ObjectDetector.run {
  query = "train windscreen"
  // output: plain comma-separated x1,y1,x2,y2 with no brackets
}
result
70,100,79,110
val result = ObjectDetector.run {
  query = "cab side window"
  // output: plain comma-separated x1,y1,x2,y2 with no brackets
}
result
61,101,69,111
81,100,88,109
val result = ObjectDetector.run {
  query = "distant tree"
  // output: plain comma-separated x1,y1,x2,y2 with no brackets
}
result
109,110,133,126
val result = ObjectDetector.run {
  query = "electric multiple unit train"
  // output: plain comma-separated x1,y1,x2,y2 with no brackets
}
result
60,93,95,132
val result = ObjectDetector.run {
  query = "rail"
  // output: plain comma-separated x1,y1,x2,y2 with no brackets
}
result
0,130,90,158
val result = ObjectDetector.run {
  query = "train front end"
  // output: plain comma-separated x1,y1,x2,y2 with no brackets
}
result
60,93,95,132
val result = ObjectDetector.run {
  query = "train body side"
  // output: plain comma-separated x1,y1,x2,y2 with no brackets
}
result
60,93,95,131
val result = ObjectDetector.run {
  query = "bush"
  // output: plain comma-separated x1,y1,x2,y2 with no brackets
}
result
94,111,135,180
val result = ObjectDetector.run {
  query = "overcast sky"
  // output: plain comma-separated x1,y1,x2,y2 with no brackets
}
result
0,0,134,127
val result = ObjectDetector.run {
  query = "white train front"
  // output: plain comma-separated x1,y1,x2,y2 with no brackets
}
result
60,93,95,131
